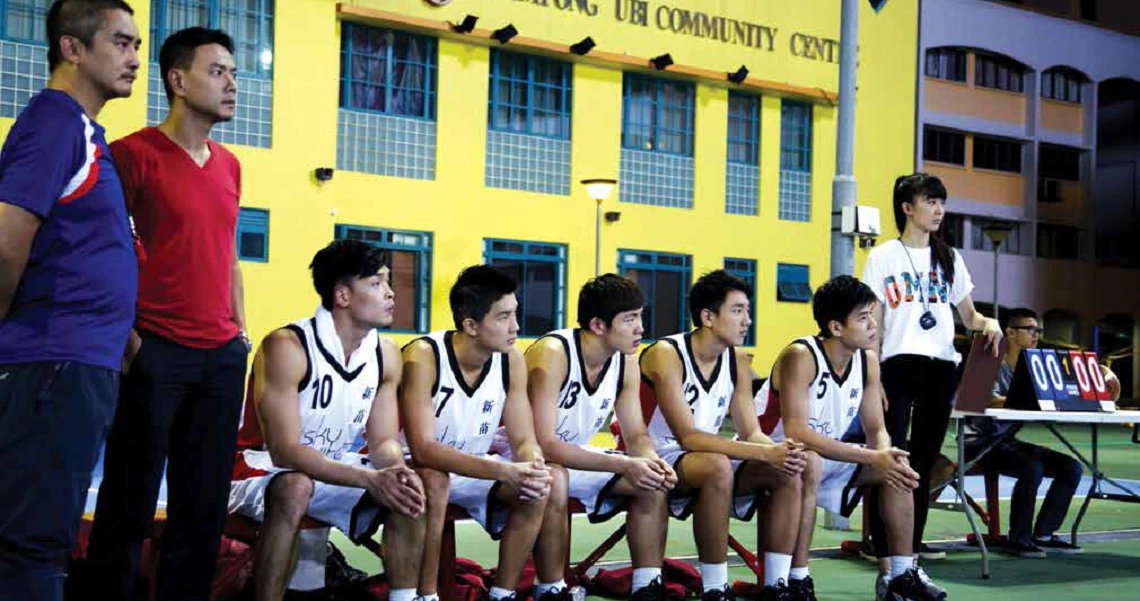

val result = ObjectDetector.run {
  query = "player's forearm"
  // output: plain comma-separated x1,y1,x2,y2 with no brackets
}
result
680,431,763,461
542,437,626,473
787,425,877,465
268,443,371,489
415,440,510,481
0,254,28,318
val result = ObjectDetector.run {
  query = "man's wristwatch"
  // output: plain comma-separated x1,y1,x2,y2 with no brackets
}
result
238,329,252,349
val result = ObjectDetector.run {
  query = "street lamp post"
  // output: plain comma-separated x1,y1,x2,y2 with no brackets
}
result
983,224,1013,323
581,178,617,277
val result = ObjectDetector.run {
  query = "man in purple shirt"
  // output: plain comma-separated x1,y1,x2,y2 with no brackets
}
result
0,2,140,600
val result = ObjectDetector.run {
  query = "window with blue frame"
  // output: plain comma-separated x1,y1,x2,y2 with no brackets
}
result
339,22,437,120
726,91,760,215
235,208,268,262
727,92,760,165
776,263,811,303
621,73,694,156
484,239,566,336
488,50,571,139
148,1,275,147
618,250,691,340
1,0,48,43
724,258,757,346
0,1,50,118
336,225,433,333
778,100,813,222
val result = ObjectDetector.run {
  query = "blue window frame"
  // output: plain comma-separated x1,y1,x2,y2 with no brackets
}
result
483,239,566,337
235,208,268,262
339,22,437,120
776,263,811,303
618,250,691,340
150,1,275,77
621,73,694,156
1,0,48,44
727,92,760,165
780,100,812,172
724,258,757,346
488,50,571,139
335,224,433,333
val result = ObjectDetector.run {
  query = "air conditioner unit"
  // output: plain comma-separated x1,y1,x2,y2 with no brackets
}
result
1038,178,1063,203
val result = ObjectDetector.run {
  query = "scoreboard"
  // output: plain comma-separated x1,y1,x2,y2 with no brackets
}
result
1007,349,1116,412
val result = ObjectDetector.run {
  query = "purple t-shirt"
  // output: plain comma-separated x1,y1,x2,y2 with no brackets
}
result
0,90,137,371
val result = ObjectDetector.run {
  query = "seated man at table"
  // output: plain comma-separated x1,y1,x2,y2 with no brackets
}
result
963,307,1120,558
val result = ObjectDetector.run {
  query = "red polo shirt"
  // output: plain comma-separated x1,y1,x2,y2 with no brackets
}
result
113,127,242,348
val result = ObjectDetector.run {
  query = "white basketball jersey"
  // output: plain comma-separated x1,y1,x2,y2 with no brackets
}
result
542,329,624,447
645,332,737,456
755,336,866,442
240,309,382,469
420,330,509,456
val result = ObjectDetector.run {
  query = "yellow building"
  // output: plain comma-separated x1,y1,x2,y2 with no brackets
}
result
0,0,918,369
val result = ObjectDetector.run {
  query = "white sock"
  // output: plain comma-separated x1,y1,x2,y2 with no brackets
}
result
489,586,516,600
888,555,916,579
631,567,663,592
789,566,810,581
699,562,728,592
534,580,566,598
417,595,440,601
390,589,417,601
763,553,793,587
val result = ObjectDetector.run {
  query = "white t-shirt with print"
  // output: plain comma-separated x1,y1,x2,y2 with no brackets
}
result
861,240,974,364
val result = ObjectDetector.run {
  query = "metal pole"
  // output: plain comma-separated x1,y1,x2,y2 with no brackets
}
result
594,200,602,277
830,0,858,277
993,243,1000,324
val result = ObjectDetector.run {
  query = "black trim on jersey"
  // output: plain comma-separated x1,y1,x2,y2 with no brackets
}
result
860,349,869,389
811,335,855,387
683,331,723,394
283,324,312,393
615,353,626,397
309,318,366,382
728,345,739,389
374,338,385,393
574,329,614,396
502,348,510,392
537,332,572,393
444,330,494,398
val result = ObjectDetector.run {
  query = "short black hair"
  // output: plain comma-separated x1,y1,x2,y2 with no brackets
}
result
1001,307,1038,331
158,26,234,102
688,270,752,328
309,240,391,310
577,274,644,329
449,265,517,329
47,0,135,70
812,275,878,338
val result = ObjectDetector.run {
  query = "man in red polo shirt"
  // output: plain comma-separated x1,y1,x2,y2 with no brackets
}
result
83,27,248,601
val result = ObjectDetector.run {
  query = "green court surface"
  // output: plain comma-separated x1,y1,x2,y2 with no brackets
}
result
333,423,1140,598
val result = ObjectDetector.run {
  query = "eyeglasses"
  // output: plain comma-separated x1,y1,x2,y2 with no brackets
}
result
1010,326,1044,335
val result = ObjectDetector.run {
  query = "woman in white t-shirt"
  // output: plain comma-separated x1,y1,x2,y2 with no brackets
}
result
860,173,1001,561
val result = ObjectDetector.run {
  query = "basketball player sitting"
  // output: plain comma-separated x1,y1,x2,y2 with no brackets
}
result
524,275,677,601
400,266,553,601
753,275,947,601
228,240,426,601
640,270,807,601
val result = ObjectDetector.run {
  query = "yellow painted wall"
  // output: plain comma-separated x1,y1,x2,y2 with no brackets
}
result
1,0,918,372
924,76,1027,125
1040,98,1083,133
